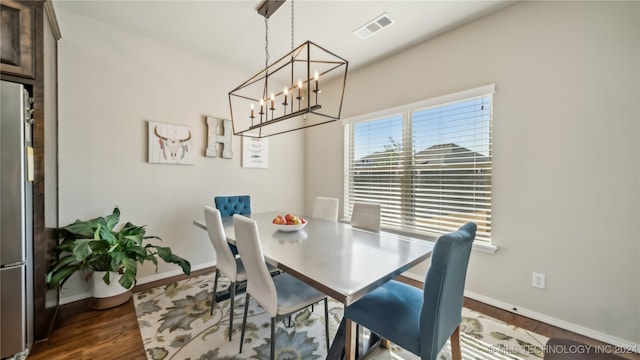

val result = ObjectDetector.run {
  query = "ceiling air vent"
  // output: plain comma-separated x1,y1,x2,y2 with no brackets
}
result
353,13,395,40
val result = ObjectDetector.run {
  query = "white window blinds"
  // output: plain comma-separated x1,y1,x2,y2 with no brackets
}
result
344,86,493,243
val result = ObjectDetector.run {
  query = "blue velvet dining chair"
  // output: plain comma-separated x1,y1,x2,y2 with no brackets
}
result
214,195,251,217
214,195,251,255
344,222,477,360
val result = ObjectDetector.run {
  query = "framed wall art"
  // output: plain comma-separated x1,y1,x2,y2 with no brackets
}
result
148,121,194,165
242,135,268,168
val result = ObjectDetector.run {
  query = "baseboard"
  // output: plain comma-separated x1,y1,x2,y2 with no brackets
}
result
396,274,639,356
464,290,639,354
59,291,92,305
401,271,423,283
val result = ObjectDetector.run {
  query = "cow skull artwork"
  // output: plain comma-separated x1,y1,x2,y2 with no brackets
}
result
154,126,191,160
148,121,194,165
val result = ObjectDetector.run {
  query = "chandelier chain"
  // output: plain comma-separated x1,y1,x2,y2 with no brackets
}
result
264,16,269,68
291,0,294,51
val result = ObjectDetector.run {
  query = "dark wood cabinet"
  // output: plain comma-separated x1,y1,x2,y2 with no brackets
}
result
1,0,61,342
1,0,35,78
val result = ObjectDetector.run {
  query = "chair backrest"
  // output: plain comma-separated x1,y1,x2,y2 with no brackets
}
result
312,196,339,222
419,222,476,360
350,202,381,232
215,195,251,217
233,214,278,316
204,206,238,280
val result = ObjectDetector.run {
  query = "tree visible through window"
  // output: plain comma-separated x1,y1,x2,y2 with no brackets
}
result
344,90,493,243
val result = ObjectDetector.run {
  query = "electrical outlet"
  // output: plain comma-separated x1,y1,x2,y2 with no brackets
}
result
532,272,546,289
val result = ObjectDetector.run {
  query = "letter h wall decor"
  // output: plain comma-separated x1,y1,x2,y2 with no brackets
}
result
205,116,233,159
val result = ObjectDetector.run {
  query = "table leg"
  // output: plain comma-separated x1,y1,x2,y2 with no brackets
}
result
345,318,357,360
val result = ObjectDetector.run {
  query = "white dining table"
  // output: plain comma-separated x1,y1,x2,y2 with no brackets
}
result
194,211,434,359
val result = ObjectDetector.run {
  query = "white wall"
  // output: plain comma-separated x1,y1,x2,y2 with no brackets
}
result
55,8,306,301
306,1,639,346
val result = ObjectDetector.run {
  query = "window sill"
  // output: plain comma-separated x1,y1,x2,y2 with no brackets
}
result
339,219,498,254
472,242,498,254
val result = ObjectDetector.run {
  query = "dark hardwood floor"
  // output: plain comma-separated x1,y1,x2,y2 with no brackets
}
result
29,298,146,360
29,270,640,360
29,268,213,360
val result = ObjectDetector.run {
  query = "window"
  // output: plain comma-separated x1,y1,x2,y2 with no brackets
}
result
344,85,494,243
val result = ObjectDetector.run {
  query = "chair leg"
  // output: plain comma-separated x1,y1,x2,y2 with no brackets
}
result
270,317,276,360
228,281,236,341
450,325,462,360
355,324,360,356
324,298,330,351
239,293,250,353
210,269,220,315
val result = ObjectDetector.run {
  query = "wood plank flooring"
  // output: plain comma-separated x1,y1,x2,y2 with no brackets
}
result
29,298,146,360
29,270,640,360
28,268,212,360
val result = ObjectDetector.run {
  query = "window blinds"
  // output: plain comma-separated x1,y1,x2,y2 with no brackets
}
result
344,87,493,243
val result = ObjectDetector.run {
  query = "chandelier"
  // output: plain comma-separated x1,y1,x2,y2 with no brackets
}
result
229,0,348,138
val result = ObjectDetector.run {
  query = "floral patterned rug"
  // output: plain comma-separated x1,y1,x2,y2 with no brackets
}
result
133,273,548,360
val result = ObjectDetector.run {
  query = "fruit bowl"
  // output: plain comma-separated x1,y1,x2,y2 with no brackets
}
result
272,213,307,232
274,222,307,232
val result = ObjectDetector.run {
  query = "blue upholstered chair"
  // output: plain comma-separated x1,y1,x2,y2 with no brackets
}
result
214,195,251,255
344,222,477,360
215,195,251,217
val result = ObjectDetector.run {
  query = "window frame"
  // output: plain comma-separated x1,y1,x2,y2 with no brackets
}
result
342,84,497,252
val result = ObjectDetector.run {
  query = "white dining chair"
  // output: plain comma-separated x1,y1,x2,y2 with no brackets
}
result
312,196,339,222
233,214,330,359
204,205,246,341
350,202,381,233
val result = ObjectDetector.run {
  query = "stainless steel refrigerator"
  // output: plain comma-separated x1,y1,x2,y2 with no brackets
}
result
1,80,34,359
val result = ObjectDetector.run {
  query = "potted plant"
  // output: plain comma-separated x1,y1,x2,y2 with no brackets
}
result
47,207,191,308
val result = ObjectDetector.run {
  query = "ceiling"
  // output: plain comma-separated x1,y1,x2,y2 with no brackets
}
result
53,0,515,74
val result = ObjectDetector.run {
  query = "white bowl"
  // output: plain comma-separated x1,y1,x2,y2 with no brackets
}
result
274,222,307,232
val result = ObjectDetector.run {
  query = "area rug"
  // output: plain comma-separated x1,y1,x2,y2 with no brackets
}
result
133,273,547,360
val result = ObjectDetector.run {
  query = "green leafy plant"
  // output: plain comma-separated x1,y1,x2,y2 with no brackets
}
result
47,207,191,291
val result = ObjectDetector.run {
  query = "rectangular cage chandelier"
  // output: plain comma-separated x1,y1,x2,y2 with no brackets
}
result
229,1,348,138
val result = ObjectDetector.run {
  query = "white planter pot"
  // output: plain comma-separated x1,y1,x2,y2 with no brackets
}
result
90,271,133,309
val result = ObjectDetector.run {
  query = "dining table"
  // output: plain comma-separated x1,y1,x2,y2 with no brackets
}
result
193,210,434,360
